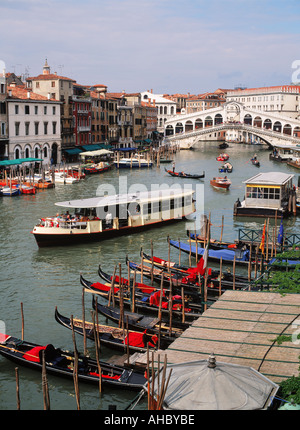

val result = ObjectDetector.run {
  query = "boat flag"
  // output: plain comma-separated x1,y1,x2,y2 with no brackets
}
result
277,217,284,245
259,221,266,255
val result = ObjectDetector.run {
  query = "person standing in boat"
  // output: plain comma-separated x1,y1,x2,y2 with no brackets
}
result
105,211,112,228
172,162,175,172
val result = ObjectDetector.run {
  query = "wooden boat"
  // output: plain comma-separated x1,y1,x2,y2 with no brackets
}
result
84,162,112,174
234,172,296,218
54,307,170,353
31,188,195,247
219,162,233,173
1,186,21,196
165,168,205,179
92,298,188,336
251,158,260,167
169,239,252,266
20,185,36,194
0,333,146,390
159,158,174,164
216,153,229,161
210,177,231,189
81,273,202,322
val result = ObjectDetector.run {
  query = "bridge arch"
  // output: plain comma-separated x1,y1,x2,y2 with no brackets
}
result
205,116,213,127
214,114,223,125
253,116,262,127
283,124,292,135
263,119,272,129
244,114,252,125
293,126,300,138
195,118,203,129
273,121,282,132
175,122,184,134
165,124,174,136
185,120,193,133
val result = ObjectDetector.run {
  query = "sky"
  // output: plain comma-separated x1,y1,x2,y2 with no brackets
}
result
1,0,300,95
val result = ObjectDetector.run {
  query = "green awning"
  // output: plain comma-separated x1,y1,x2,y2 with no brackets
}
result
81,144,102,151
0,158,43,166
63,148,82,155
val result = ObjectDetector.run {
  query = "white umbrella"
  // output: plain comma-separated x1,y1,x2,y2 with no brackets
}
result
149,354,279,410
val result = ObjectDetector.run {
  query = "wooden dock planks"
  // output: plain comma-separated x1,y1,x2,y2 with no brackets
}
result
136,290,300,383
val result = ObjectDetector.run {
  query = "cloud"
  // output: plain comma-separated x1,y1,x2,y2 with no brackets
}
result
1,0,299,93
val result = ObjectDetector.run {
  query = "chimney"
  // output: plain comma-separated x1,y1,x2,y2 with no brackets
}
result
48,92,51,99
8,89,12,97
27,91,31,99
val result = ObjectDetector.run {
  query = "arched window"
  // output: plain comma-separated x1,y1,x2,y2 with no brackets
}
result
25,147,30,158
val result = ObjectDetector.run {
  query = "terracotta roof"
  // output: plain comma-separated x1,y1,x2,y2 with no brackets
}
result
7,85,58,101
27,73,76,82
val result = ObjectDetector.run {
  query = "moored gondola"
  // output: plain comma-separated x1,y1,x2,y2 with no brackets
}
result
0,333,146,390
54,307,170,353
92,297,188,336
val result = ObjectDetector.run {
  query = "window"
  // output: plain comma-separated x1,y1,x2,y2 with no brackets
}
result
34,106,38,114
52,121,57,134
25,122,30,135
34,122,39,135
44,147,48,157
15,105,19,114
51,81,55,87
44,122,48,135
25,105,30,114
15,122,20,136
52,106,56,115
36,82,40,88
44,106,47,115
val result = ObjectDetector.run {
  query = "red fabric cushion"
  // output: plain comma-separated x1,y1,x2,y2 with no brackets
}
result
23,346,46,362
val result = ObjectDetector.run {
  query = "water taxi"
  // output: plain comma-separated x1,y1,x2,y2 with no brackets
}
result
233,172,296,218
31,188,195,247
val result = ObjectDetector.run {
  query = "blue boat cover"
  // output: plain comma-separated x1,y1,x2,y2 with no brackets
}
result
169,240,249,262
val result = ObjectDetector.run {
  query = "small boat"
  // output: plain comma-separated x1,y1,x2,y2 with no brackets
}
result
84,162,112,174
210,177,231,189
20,185,36,195
169,239,251,266
219,162,233,173
216,153,229,161
0,333,146,390
159,158,174,164
219,143,229,149
165,168,205,179
114,157,153,169
1,186,21,196
251,158,260,167
54,307,169,353
93,299,187,336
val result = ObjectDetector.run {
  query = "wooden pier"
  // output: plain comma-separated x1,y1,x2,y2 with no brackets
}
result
131,290,300,384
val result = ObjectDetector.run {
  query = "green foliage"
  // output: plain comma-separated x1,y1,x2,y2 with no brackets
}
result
279,376,300,404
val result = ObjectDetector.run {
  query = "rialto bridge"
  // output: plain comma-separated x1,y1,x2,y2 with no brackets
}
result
163,101,300,149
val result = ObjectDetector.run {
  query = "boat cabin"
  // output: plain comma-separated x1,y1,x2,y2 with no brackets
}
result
234,172,295,217
32,188,195,247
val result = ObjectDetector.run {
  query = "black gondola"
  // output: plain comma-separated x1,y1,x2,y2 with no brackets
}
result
54,307,170,353
92,297,189,336
0,333,146,390
164,168,205,179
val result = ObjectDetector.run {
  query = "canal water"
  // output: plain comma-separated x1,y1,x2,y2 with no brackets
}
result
0,142,299,410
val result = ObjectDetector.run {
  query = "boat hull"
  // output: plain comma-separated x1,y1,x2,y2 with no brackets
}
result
32,217,185,247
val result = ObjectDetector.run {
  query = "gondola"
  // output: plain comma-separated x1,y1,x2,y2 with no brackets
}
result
251,158,260,167
92,298,188,336
164,168,205,179
82,273,202,322
219,142,229,149
169,239,253,266
54,307,170,353
0,333,146,390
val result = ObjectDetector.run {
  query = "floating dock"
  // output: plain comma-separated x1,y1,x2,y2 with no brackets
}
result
131,290,300,384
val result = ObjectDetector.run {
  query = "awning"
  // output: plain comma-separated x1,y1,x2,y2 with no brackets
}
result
63,148,82,155
114,147,137,152
80,149,113,157
81,144,102,151
0,158,43,166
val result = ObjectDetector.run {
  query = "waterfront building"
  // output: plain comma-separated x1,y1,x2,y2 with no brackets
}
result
227,85,300,120
90,85,109,145
0,70,8,160
140,90,177,132
6,83,62,164
26,60,76,152
186,89,227,114
72,84,92,148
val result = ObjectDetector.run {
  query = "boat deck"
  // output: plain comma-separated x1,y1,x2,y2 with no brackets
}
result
130,290,300,383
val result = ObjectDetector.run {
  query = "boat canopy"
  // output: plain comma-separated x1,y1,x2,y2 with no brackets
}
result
243,172,294,186
55,188,194,209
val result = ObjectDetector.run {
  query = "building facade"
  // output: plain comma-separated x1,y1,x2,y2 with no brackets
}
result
140,91,176,131
0,72,8,160
226,85,300,120
6,84,61,164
